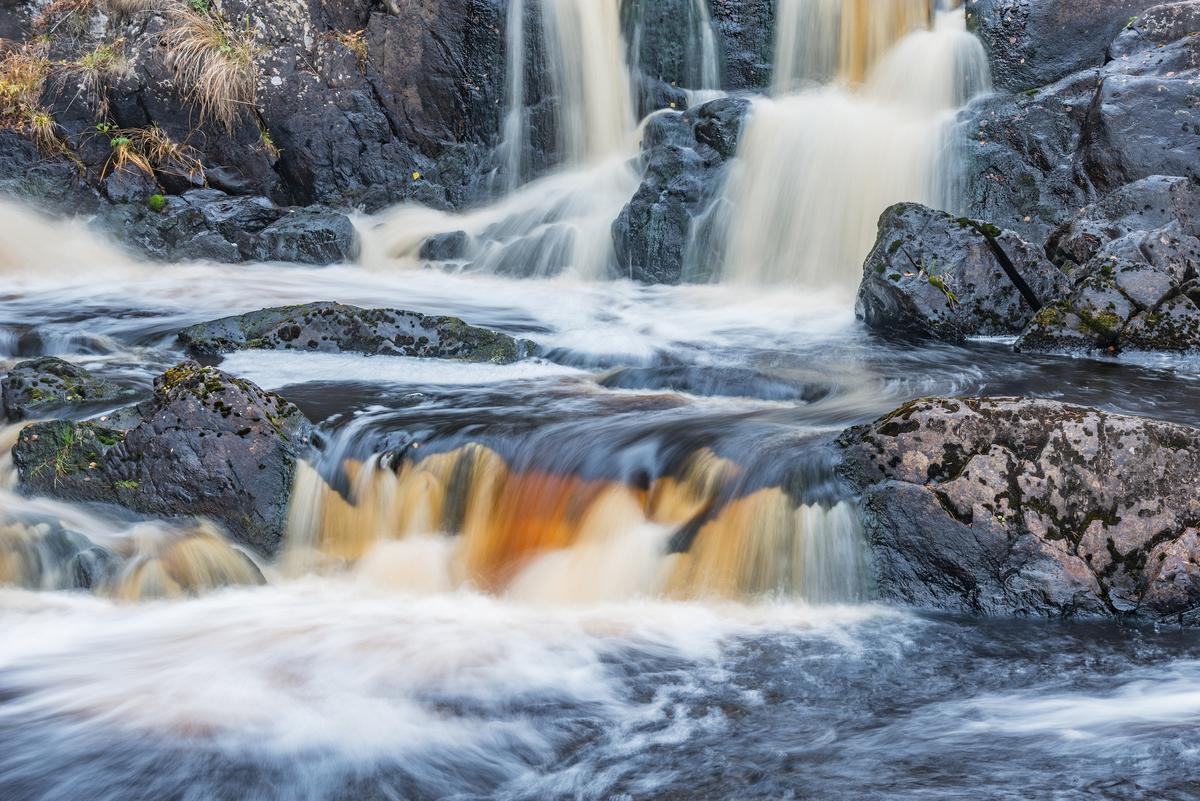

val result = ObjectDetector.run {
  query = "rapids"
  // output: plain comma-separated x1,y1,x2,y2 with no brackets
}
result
2,1,1200,799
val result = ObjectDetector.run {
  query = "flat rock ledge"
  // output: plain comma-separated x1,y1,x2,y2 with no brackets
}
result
178,302,536,364
12,362,312,556
839,397,1200,625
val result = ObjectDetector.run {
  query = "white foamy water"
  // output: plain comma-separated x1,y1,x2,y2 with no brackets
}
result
721,7,990,287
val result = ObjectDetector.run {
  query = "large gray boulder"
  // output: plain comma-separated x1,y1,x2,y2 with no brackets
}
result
178,302,536,364
856,203,1069,341
12,362,313,555
840,397,1200,625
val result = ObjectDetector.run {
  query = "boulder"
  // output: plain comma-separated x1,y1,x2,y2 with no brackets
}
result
1,357,127,421
1017,176,1200,354
840,397,1200,625
1082,2,1200,194
952,71,1097,245
612,96,749,284
96,190,359,265
12,362,313,555
967,0,1161,93
855,203,1069,341
178,302,536,364
251,210,361,266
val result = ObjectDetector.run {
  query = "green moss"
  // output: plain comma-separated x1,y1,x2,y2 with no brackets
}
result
146,193,166,213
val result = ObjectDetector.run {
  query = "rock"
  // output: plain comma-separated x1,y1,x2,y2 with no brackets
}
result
419,230,470,262
101,164,160,205
855,203,1069,341
967,0,1161,93
953,71,1097,244
708,0,775,91
840,397,1200,625
612,96,749,284
1,357,127,421
623,0,721,90
1017,176,1200,354
251,210,361,266
95,190,358,265
12,362,313,555
178,302,536,364
1049,176,1200,268
1083,2,1200,194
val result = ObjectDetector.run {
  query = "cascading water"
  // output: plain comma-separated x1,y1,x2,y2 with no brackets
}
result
373,0,639,280
625,0,722,98
284,441,869,604
720,1,990,288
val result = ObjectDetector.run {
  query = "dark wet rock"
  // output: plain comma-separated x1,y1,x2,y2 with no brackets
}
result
2,357,126,421
600,365,831,403
953,71,1097,244
1047,176,1200,268
419,230,470,262
178,302,536,364
623,0,720,90
840,397,1200,625
967,0,1160,93
101,165,160,205
612,96,749,284
708,0,775,91
1018,176,1200,354
96,190,358,265
0,520,110,591
0,130,101,216
13,362,313,555
251,210,361,266
1082,3,1200,194
856,203,1069,341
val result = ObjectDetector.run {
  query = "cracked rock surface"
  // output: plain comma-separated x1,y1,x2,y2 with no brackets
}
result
839,396,1200,625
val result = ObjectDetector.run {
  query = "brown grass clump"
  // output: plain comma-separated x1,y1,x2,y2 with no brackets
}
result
98,123,205,180
0,41,69,154
32,0,98,39
160,4,259,131
100,0,169,15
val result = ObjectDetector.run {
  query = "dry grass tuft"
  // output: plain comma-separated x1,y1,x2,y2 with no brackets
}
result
32,0,98,39
98,123,205,180
100,0,169,15
0,41,71,154
160,4,260,131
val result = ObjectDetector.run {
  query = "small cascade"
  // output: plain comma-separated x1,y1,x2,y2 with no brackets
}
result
497,0,634,186
720,3,990,288
283,443,870,604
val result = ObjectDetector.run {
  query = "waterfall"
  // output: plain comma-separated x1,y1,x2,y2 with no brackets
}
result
720,3,990,288
498,0,634,180
497,0,527,193
283,444,871,603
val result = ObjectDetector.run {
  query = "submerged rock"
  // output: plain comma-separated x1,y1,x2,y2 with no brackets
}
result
178,302,536,364
1,357,127,421
856,204,1069,341
841,397,1200,625
12,362,312,555
612,97,749,284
